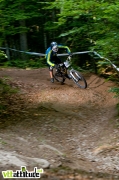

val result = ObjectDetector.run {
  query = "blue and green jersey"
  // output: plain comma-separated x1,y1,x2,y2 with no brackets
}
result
45,44,71,66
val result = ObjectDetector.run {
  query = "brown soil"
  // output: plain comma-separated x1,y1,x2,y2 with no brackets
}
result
0,67,119,180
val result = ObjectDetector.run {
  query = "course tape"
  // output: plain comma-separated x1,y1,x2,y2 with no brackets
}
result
9,48,45,56
0,47,119,72
93,51,119,73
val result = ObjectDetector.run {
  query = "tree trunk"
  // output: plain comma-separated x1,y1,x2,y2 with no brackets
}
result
19,20,28,60
44,33,47,50
5,42,10,60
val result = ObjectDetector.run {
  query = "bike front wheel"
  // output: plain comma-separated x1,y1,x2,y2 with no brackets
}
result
70,70,87,89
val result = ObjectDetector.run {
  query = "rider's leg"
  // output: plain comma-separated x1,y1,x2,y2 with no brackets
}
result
50,70,53,78
49,66,54,83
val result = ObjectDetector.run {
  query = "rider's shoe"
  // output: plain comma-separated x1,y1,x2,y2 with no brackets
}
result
51,78,54,83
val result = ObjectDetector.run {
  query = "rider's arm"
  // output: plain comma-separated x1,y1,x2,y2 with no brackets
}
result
45,47,55,66
58,45,71,55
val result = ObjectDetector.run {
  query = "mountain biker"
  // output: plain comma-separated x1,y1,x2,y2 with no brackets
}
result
45,42,72,83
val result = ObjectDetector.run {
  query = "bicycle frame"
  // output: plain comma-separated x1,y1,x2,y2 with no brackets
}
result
54,56,87,89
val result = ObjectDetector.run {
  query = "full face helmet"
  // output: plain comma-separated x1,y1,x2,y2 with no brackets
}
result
50,42,58,52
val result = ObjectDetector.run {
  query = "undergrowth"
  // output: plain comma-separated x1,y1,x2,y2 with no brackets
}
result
0,78,18,118
108,86,119,115
0,57,47,69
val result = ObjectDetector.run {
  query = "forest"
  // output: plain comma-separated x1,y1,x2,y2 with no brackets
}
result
1,1,119,179
0,0,119,118
0,0,119,69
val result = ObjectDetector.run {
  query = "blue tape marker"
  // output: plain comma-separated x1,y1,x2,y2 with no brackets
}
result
0,47,118,72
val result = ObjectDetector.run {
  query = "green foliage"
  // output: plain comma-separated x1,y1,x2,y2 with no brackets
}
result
0,50,7,62
0,0,119,74
97,60,111,73
0,0,43,35
109,87,119,99
0,57,47,69
0,78,18,94
109,87,119,114
45,0,119,63
97,61,111,67
0,78,18,115
0,0,46,53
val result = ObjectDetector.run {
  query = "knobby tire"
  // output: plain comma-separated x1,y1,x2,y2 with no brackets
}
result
71,70,87,89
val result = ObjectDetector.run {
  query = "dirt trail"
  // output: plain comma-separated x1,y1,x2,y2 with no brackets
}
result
0,68,119,180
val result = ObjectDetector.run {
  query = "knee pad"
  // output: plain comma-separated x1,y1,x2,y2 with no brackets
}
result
49,66,53,71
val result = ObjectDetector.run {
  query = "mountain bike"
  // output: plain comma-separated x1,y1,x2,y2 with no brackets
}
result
53,56,87,89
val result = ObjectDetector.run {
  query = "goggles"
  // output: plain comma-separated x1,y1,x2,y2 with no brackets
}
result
52,45,58,52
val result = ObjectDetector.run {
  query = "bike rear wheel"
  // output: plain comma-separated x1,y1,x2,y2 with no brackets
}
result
70,70,87,89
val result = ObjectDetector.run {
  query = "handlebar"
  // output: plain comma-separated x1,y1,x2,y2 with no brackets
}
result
58,56,72,68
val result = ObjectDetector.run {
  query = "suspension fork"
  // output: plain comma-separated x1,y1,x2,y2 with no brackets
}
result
69,69,78,81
